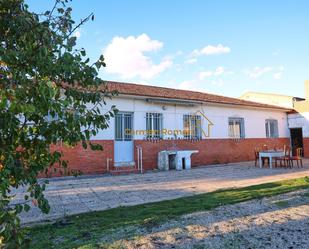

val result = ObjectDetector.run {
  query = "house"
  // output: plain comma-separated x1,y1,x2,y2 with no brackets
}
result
239,91,304,109
49,80,298,176
239,81,309,159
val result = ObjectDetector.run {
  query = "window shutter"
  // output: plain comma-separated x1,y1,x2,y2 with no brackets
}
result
228,118,234,137
240,118,245,138
274,120,279,138
196,115,202,139
183,115,189,139
265,121,269,138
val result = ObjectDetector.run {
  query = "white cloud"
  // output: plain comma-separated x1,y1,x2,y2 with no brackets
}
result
273,66,284,80
74,30,81,39
214,66,224,76
189,44,231,59
175,50,184,56
246,66,284,79
178,80,195,90
174,64,182,72
200,44,231,55
273,72,282,80
103,34,172,79
185,58,198,64
247,66,272,78
178,80,208,92
211,79,224,87
198,66,227,80
198,71,213,80
272,50,280,56
186,44,230,67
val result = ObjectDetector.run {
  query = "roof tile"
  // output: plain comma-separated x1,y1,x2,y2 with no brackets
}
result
105,81,292,111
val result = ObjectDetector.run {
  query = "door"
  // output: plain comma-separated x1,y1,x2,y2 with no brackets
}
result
290,128,303,156
114,112,134,164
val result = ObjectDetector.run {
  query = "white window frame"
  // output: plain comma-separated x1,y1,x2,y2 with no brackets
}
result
146,113,163,139
265,119,279,138
228,117,245,138
183,114,202,139
115,112,133,141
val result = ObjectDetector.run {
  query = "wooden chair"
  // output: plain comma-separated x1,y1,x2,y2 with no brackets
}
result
254,147,268,167
289,148,303,168
254,147,259,167
275,147,291,168
274,145,285,167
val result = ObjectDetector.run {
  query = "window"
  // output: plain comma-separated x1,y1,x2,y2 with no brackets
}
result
183,114,202,139
265,119,278,138
146,113,163,139
228,117,245,138
115,112,133,141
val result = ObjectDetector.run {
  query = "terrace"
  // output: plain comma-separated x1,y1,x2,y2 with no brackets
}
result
15,160,309,225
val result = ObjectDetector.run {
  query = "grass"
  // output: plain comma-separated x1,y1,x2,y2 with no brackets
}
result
273,200,290,207
26,177,309,249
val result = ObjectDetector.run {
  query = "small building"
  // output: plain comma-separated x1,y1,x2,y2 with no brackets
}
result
239,91,304,109
239,81,309,159
49,81,297,176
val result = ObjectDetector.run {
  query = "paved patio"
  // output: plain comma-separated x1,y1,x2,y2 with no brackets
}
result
14,160,309,224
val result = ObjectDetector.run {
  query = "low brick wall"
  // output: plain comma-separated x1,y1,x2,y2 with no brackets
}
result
40,140,114,177
134,138,290,170
41,137,291,177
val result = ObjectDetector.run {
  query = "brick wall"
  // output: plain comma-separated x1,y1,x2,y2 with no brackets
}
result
134,138,290,170
41,140,114,177
42,138,290,177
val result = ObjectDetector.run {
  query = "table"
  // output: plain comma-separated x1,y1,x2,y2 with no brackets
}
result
259,150,284,169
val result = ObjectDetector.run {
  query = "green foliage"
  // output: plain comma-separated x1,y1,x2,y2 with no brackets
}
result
0,0,117,247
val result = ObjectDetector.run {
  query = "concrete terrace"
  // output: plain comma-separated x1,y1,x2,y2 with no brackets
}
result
15,160,309,224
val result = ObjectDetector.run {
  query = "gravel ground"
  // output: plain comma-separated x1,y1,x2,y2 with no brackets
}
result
16,160,309,224
104,190,309,249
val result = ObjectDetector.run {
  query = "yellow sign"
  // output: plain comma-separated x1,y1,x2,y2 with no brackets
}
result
125,110,214,138
194,110,214,137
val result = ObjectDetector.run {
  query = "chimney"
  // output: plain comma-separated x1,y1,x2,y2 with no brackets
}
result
305,80,309,100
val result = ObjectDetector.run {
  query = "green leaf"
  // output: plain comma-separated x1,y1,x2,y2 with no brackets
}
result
82,141,87,149
24,204,30,212
80,48,86,56
0,0,117,245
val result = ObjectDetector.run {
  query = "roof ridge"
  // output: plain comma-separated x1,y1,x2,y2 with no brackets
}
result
240,91,301,98
105,80,292,111
107,80,250,100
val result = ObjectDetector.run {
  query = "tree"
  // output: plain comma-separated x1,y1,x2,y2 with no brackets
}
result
0,0,117,247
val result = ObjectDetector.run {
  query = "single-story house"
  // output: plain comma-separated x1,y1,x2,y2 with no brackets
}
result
47,80,309,177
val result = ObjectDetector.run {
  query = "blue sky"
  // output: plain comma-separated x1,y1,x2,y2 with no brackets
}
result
27,0,309,98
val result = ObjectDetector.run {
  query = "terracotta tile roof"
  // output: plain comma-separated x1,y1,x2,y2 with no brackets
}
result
105,81,292,111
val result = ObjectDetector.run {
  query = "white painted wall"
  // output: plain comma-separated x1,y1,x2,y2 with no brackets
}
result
93,96,290,140
239,92,295,108
288,112,309,137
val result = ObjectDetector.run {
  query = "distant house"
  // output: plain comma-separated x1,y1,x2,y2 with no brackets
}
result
239,82,309,161
239,91,304,109
48,81,297,176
